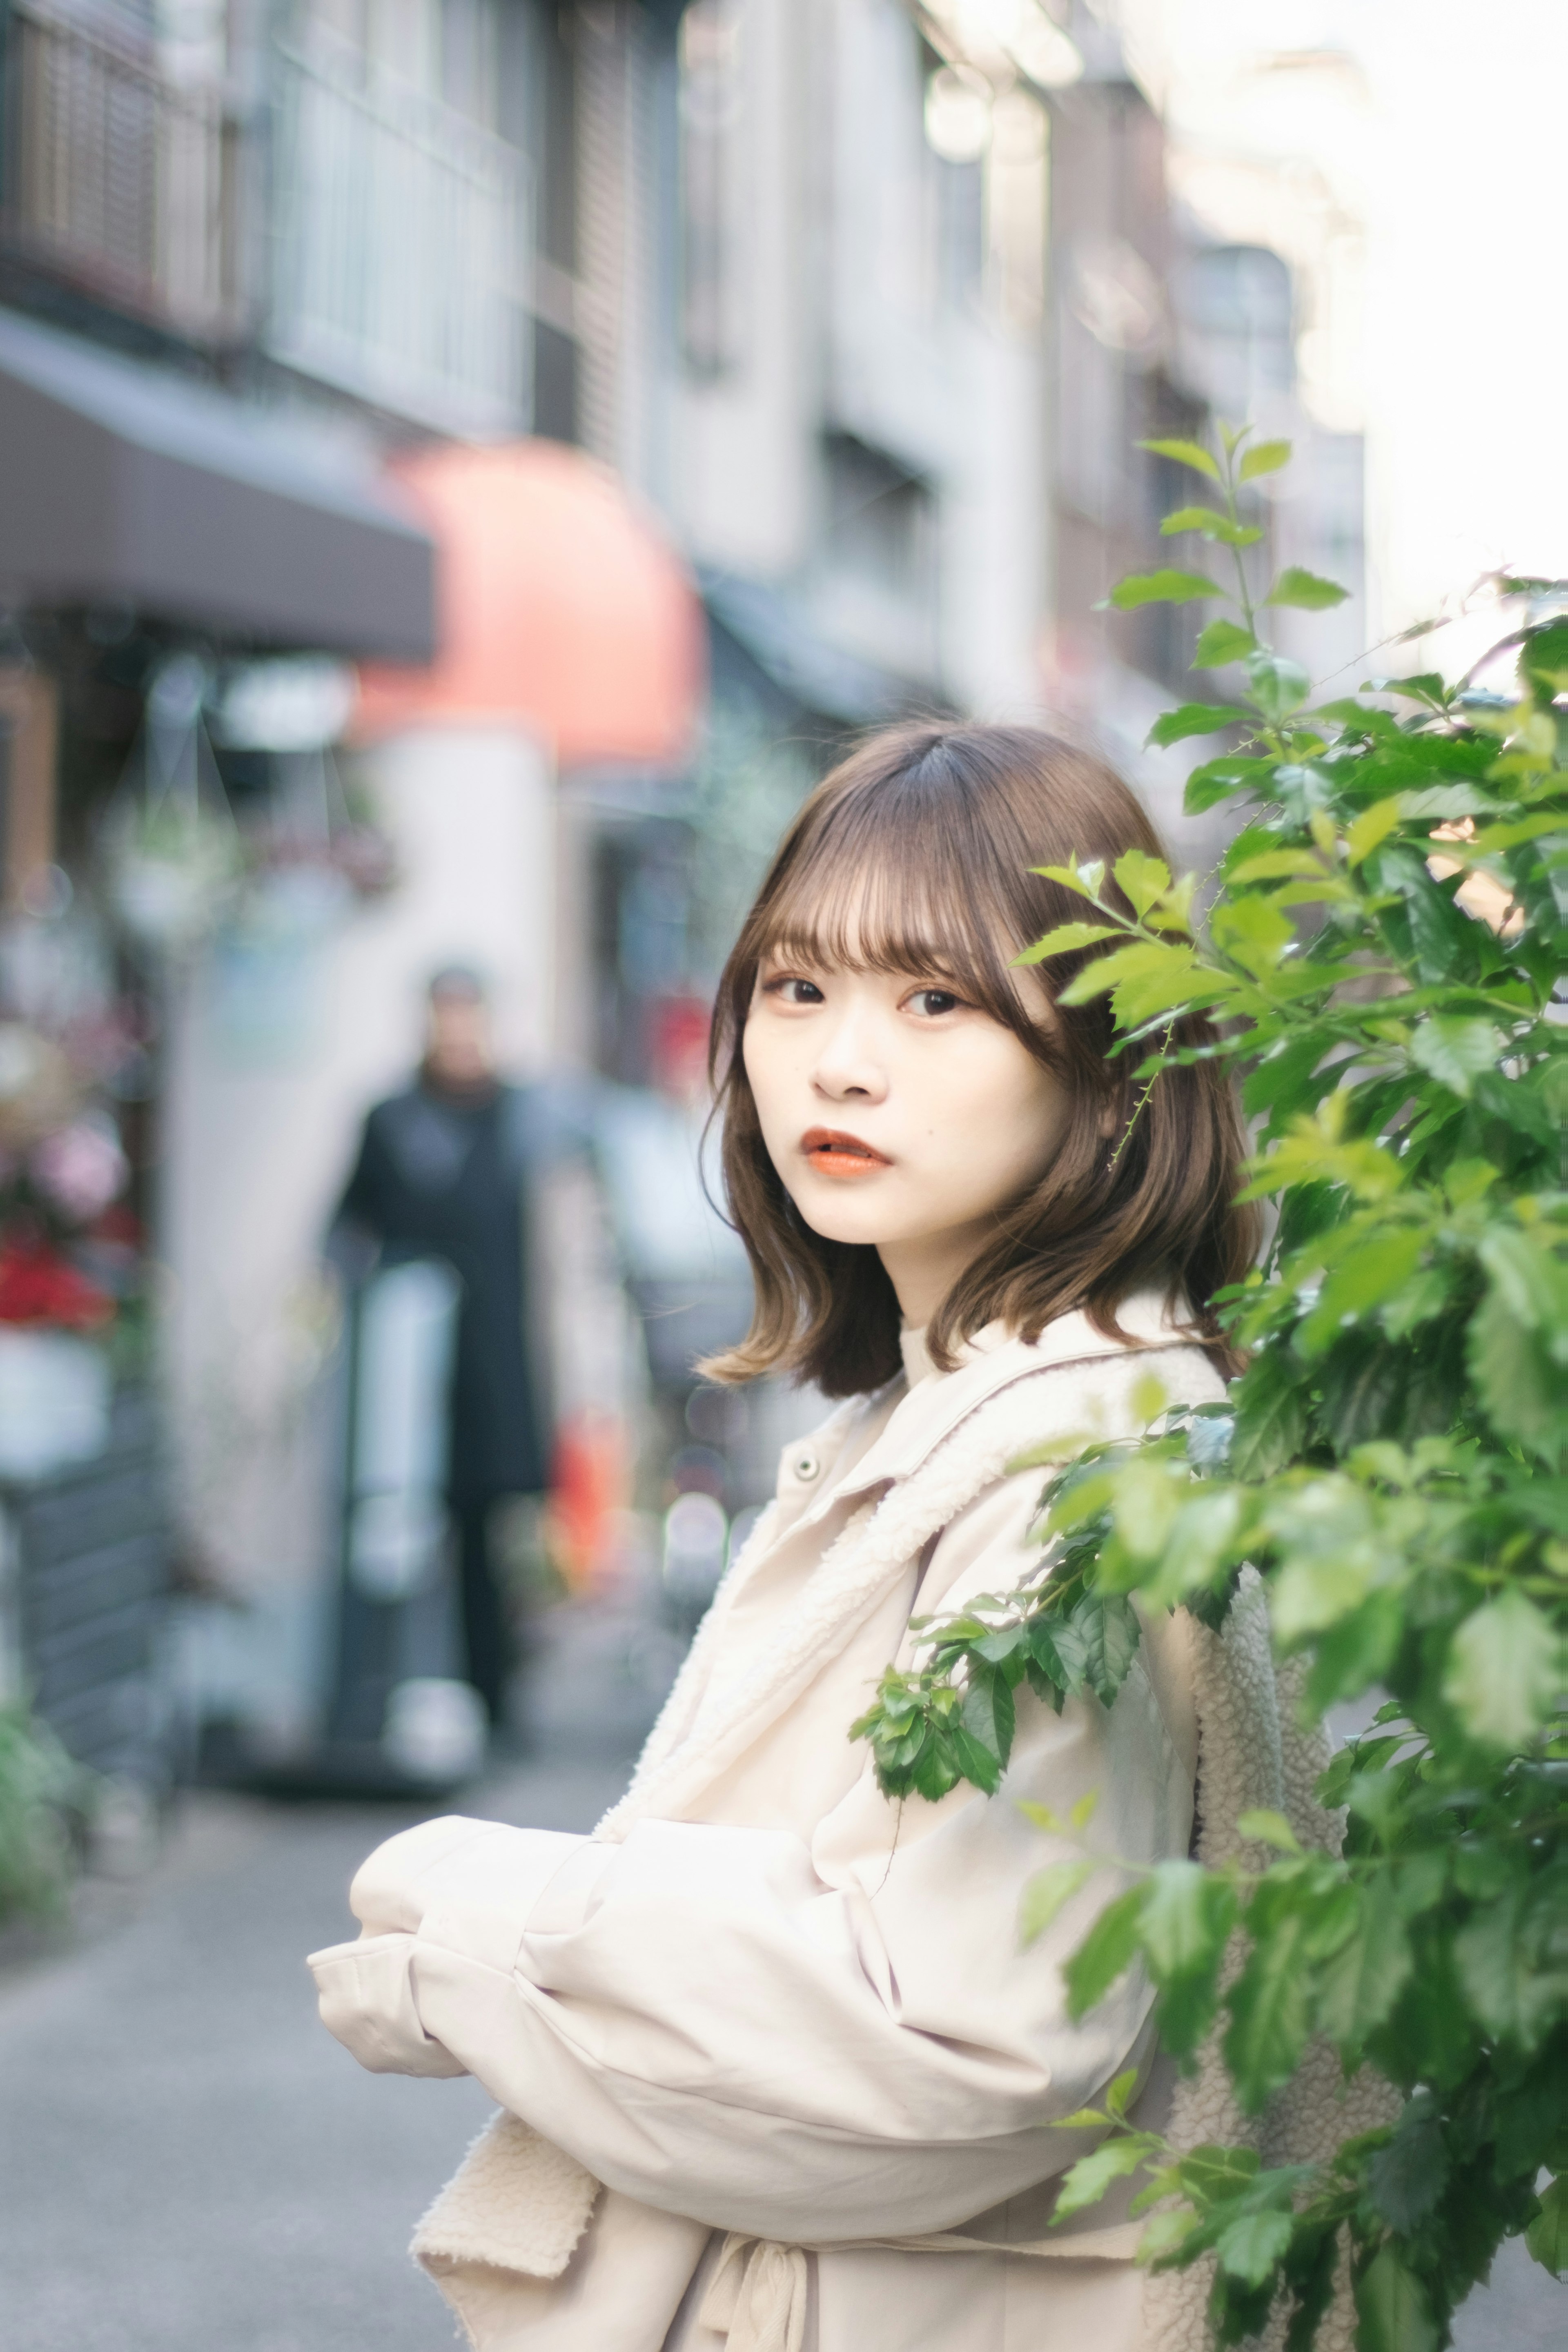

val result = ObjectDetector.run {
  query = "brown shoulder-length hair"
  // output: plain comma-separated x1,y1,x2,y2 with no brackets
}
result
701,721,1258,1396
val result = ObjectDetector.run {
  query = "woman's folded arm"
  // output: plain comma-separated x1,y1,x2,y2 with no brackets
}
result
310,1664,1185,2240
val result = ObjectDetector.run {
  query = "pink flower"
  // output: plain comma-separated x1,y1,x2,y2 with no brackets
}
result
29,1119,129,1226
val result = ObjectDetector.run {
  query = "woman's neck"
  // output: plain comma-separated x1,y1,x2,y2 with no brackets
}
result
876,1216,995,1327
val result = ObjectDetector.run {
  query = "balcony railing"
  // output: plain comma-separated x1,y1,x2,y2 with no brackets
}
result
267,31,530,436
1,0,245,341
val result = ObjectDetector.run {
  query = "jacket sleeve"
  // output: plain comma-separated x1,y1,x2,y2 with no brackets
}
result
309,1474,1195,2243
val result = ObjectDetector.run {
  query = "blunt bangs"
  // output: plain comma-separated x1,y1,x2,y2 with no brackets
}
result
750,744,1059,1054
703,721,1259,1398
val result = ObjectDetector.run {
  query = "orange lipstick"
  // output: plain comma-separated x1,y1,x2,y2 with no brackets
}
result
801,1126,892,1179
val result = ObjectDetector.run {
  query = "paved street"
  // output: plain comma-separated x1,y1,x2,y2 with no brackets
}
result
0,1599,659,2352
0,1599,1559,2352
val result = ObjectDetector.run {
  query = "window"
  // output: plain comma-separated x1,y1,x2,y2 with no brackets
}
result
678,0,748,379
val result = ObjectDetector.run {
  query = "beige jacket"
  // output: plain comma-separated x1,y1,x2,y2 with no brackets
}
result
310,1298,1379,2352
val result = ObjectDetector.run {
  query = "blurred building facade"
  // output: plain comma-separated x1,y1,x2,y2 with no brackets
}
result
0,0,1362,1776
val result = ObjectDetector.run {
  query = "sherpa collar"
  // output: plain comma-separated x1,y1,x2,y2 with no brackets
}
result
594,1306,1205,1846
829,1290,1195,1500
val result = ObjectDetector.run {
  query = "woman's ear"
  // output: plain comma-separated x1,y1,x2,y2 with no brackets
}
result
1096,1095,1120,1141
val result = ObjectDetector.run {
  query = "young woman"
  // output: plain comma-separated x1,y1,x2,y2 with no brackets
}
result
310,724,1276,2352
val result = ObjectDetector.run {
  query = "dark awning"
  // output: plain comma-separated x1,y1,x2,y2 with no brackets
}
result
0,308,435,660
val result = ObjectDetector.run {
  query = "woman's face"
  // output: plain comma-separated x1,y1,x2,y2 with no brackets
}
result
742,933,1077,1328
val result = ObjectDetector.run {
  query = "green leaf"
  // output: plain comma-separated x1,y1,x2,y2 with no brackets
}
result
1058,938,1189,1011
1354,2245,1438,2352
1225,1914,1312,2109
1192,619,1257,669
1238,438,1292,483
1299,1230,1425,1355
1113,848,1173,918
1071,1591,1142,1707
1246,649,1312,721
1020,1858,1098,1947
1012,922,1125,964
1136,2205,1202,2265
1236,1810,1300,1853
1272,1552,1381,1649
1029,1611,1091,1693
1496,2049,1568,2177
1184,754,1276,813
1242,1111,1403,1203
1111,1455,1181,1561
1137,1861,1230,1983
1051,2134,1151,2221
1409,1017,1503,1099
1104,2065,1138,2119
1374,670,1447,706
1228,1351,1309,1480
1151,1488,1245,1606
1105,569,1222,611
1282,2225,1341,2352
1064,1884,1148,2018
1478,1230,1568,1339
1468,1290,1568,1461
908,1728,961,1803
1346,795,1403,865
1146,703,1243,749
1175,2145,1262,2208
960,1663,1016,1764
1030,857,1107,904
1138,435,1221,483
1209,893,1296,977
1265,566,1350,611
1227,849,1327,884
1160,506,1263,548
1443,1588,1560,1751
1215,2207,1294,2286
1367,2099,1450,2231
1454,1882,1556,2045
1138,1860,1238,2054
1526,2176,1568,2277
946,1723,1001,1795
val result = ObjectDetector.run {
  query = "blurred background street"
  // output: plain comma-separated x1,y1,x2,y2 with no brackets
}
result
0,0,1562,2343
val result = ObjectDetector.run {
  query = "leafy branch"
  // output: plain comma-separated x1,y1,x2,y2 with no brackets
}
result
851,430,1568,2345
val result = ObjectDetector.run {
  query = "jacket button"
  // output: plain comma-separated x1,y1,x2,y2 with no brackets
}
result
791,1449,820,1483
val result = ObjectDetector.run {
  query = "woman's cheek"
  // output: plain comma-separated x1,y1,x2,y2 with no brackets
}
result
742,1026,791,1156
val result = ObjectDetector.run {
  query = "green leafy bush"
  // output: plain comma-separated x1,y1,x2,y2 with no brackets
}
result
0,1699,93,1925
852,428,1567,2345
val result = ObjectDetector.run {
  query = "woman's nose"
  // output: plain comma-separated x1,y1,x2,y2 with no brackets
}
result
810,1011,889,1103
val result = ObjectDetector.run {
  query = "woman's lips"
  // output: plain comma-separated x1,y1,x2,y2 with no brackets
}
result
800,1126,892,1179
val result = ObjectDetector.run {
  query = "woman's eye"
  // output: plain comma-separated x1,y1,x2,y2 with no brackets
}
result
766,976,825,1006
908,988,961,1017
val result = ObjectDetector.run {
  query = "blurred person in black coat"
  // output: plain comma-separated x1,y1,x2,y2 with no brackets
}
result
333,967,550,1728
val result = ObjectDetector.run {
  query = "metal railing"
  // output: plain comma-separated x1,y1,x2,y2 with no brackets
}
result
2,0,244,341
267,29,530,436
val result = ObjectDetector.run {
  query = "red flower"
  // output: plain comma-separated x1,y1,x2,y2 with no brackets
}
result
0,1232,115,1330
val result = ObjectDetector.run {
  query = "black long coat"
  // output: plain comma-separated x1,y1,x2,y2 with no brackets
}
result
333,1079,548,1503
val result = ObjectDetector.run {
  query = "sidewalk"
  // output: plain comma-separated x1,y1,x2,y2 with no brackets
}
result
0,1599,1558,2351
0,1599,659,2352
